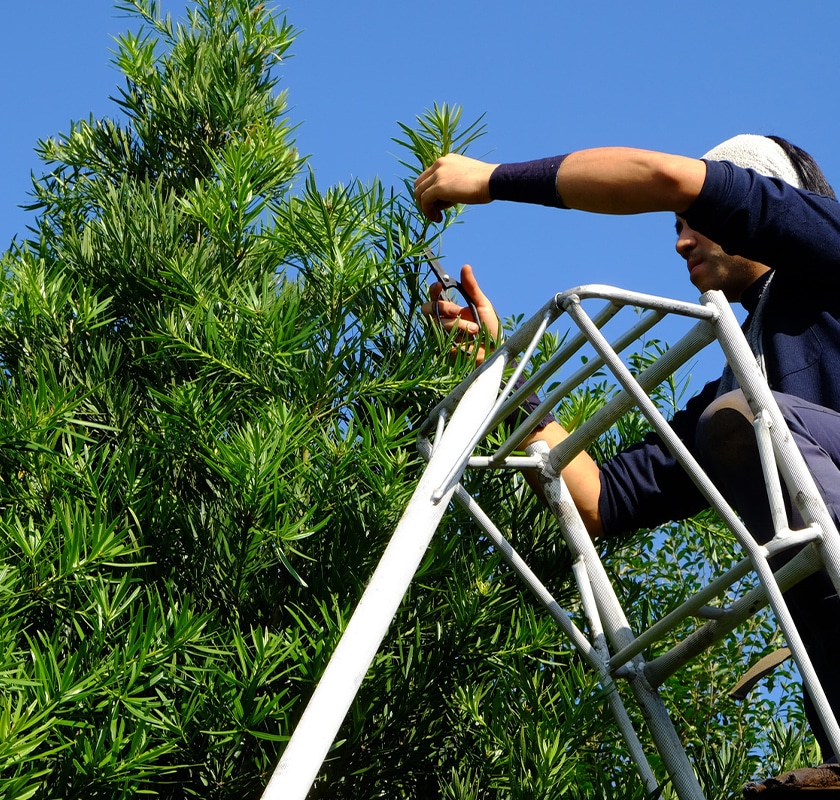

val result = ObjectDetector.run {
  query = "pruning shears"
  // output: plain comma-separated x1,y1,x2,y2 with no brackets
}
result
422,246,480,327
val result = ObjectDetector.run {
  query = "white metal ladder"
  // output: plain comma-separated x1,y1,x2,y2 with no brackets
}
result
263,286,840,800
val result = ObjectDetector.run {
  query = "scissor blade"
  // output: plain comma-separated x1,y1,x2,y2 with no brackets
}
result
422,247,457,290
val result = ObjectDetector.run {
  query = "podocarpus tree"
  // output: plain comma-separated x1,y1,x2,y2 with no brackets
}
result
0,1,446,795
0,1,815,798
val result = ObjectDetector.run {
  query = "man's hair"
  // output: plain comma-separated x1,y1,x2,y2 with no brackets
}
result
766,135,837,199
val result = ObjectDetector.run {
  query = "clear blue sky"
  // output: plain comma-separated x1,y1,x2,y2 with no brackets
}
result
4,1,840,388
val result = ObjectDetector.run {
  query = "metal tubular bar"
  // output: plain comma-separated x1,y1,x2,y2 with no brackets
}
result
753,410,790,535
754,552,840,760
263,357,507,800
608,557,754,671
431,313,551,502
765,526,824,556
495,300,624,417
445,474,659,793
548,318,717,470
572,557,611,664
429,410,447,457
467,455,543,469
644,544,825,686
762,392,840,598
554,284,718,321
491,308,666,464
702,292,840,758
530,441,705,799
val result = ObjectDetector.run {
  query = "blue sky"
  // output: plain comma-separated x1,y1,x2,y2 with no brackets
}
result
4,1,840,388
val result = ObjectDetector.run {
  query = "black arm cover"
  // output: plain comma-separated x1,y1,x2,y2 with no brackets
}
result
489,156,569,208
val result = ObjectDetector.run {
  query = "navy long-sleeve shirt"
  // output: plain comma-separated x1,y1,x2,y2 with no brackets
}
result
598,159,840,536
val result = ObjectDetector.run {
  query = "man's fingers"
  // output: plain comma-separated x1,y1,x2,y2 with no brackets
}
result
414,171,446,222
458,264,487,304
420,297,479,334
418,194,450,223
458,264,500,338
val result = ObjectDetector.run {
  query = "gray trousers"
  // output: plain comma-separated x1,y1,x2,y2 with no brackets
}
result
696,390,840,762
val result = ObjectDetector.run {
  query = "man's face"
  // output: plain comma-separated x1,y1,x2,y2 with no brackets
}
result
675,217,770,301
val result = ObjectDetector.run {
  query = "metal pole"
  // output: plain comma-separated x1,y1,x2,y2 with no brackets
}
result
261,357,506,800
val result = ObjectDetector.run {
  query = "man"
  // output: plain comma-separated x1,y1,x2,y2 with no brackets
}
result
415,135,840,793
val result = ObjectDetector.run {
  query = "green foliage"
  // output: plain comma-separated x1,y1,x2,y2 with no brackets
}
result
0,1,812,798
0,1,448,796
394,103,487,181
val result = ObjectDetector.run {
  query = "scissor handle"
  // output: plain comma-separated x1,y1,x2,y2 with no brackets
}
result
422,246,458,290
422,247,480,325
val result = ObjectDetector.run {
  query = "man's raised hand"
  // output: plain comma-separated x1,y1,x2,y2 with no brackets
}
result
414,154,498,222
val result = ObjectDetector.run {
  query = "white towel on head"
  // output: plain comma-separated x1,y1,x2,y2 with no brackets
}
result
701,134,802,188
704,133,795,397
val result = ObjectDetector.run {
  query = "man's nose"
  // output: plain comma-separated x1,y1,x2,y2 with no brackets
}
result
675,225,697,259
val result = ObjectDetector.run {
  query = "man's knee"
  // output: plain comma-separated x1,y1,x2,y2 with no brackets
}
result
696,389,757,473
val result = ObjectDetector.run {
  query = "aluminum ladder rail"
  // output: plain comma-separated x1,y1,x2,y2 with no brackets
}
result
263,285,840,800
421,284,840,799
261,353,509,800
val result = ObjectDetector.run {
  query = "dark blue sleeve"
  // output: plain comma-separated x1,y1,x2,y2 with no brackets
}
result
598,379,719,536
598,160,840,536
684,160,840,285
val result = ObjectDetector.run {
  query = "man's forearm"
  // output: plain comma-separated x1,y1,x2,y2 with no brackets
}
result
556,148,706,215
414,148,707,221
520,420,604,538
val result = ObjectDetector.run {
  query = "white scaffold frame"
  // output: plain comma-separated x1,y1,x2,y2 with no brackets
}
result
262,286,840,800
